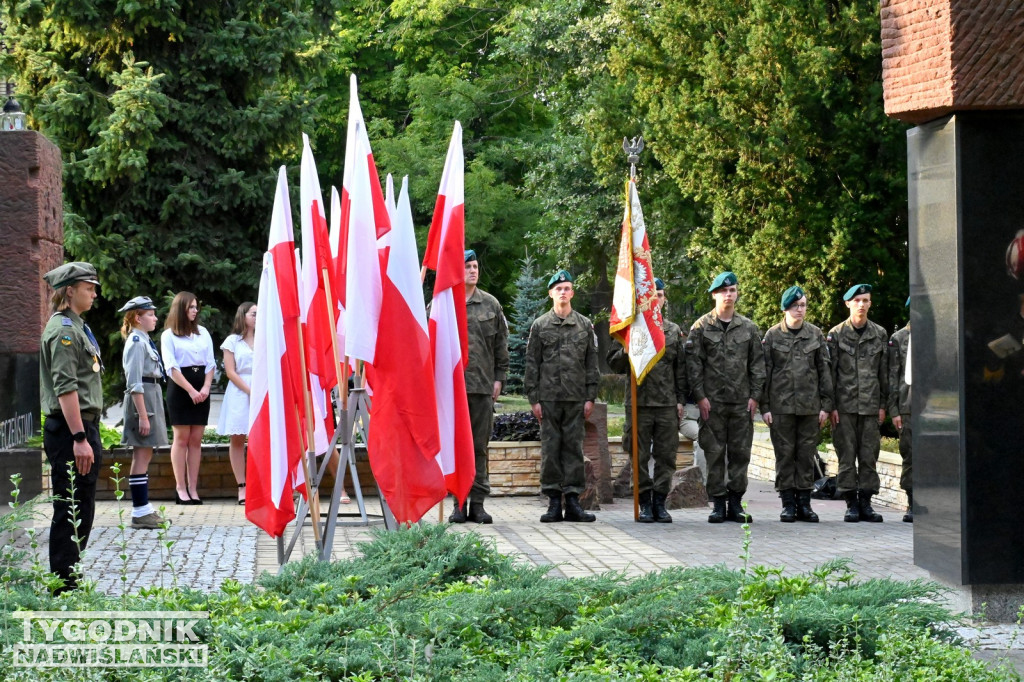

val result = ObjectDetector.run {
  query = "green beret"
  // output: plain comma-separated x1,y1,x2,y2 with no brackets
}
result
43,262,100,289
707,271,737,293
464,249,477,263
118,296,157,313
781,285,805,311
654,278,665,291
547,270,573,289
843,284,872,301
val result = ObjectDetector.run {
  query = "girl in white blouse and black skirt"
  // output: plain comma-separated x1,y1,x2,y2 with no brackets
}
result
161,292,215,504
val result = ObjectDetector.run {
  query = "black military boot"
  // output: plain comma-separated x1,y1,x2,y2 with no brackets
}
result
637,491,655,523
448,498,467,523
540,493,563,523
726,490,753,523
796,490,819,523
858,490,883,522
903,492,913,523
843,491,860,523
564,493,596,522
708,495,727,523
653,492,673,524
468,500,493,524
779,490,797,523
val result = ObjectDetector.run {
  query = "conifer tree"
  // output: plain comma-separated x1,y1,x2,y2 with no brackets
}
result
506,256,548,394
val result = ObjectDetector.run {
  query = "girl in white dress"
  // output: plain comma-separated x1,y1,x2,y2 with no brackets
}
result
217,302,256,504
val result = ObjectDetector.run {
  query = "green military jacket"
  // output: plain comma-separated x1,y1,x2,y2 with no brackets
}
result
607,318,687,408
524,309,599,404
888,325,911,416
685,311,765,405
761,320,833,416
40,310,104,419
464,288,510,396
826,319,889,415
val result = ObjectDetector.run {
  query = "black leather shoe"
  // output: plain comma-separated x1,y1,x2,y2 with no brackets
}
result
726,491,753,523
540,493,563,523
448,499,467,523
652,492,672,523
467,501,493,524
637,491,655,523
844,491,860,523
708,495,727,523
563,493,595,522
796,490,819,522
858,490,883,523
903,492,913,523
779,490,797,523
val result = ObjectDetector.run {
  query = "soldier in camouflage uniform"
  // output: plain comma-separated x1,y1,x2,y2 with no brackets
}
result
449,250,510,525
607,278,687,523
686,271,766,524
39,262,105,594
761,286,833,523
826,284,889,523
888,298,912,523
525,270,600,523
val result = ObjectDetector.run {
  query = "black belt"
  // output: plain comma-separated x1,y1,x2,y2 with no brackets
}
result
141,377,163,384
182,365,205,373
48,412,100,425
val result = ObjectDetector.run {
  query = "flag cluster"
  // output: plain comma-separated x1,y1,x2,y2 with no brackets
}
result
246,76,474,534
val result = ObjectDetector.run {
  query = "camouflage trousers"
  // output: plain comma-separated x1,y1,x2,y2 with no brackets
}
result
834,412,880,495
468,394,494,503
699,402,753,498
898,414,912,493
539,401,586,495
769,413,820,491
621,406,679,495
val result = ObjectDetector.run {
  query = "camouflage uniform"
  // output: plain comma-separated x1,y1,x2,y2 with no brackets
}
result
761,321,833,491
685,312,766,498
826,319,889,495
465,287,510,503
888,325,912,494
607,318,687,495
525,309,599,495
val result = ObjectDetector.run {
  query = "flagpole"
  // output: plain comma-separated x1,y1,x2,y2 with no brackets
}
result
295,321,324,548
630,374,641,522
421,265,446,525
322,267,347,482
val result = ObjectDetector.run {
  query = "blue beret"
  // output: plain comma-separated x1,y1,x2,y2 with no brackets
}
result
780,285,805,311
547,270,573,289
906,296,910,307
464,249,477,263
708,271,737,293
654,278,665,291
843,284,872,301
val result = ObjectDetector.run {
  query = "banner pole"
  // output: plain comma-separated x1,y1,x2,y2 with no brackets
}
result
630,373,640,521
295,321,323,548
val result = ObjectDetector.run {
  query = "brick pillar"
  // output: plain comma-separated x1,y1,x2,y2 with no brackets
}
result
0,131,63,503
882,0,1024,621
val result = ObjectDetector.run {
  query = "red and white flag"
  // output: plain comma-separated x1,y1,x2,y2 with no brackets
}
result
328,185,349,381
424,121,475,503
368,175,447,523
609,178,665,382
247,176,304,537
344,122,382,364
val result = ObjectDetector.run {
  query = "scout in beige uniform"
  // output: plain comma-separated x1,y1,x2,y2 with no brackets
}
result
39,262,104,594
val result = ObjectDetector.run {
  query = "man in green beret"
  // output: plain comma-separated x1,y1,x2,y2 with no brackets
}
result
826,284,889,523
39,261,105,594
761,286,833,523
525,270,600,523
607,278,687,523
888,298,912,523
686,271,766,523
449,250,509,525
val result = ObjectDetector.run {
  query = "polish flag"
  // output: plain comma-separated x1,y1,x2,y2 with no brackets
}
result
368,176,447,523
295,246,331,456
328,185,348,380
424,121,475,503
344,123,383,365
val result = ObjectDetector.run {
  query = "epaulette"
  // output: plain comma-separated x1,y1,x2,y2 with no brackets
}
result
61,317,74,327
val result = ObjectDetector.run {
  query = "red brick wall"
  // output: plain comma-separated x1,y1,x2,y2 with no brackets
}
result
882,0,1024,123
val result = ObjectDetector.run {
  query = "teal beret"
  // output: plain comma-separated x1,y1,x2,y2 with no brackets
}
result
654,278,665,291
43,262,100,289
118,296,156,313
843,284,872,301
464,249,477,263
708,271,737,293
906,296,910,307
781,285,805,311
547,270,573,289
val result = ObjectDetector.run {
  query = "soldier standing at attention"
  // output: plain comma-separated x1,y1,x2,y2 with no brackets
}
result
888,298,912,523
761,286,833,523
525,270,600,523
39,262,105,594
686,271,766,524
449,250,509,525
607,278,687,523
827,284,889,523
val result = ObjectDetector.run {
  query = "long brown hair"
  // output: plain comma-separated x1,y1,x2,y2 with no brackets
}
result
229,301,256,336
120,310,144,339
165,292,199,336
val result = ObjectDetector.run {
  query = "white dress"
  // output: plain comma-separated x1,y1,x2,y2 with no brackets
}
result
217,334,254,435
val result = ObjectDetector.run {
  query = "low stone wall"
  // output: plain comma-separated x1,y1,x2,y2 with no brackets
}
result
749,440,908,509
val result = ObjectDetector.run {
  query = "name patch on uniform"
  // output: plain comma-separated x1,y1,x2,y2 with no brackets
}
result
60,335,72,346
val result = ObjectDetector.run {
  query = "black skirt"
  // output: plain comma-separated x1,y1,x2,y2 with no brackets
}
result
166,365,212,426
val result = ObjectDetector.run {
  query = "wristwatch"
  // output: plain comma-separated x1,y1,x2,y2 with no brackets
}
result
72,431,87,443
